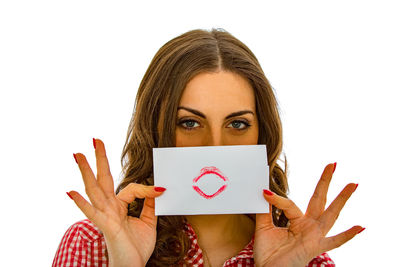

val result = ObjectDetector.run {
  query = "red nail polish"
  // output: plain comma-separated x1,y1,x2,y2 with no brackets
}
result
357,227,365,234
354,183,359,192
93,138,96,149
332,162,337,173
73,153,78,164
66,192,73,199
154,186,166,192
263,189,273,196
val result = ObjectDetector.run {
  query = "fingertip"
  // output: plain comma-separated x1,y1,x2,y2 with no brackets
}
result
332,162,337,173
73,153,89,170
346,183,358,193
96,138,105,149
353,183,359,192
67,191,84,206
262,190,275,204
263,189,274,196
94,138,107,155
357,226,365,234
73,153,85,161
67,190,80,199
66,191,73,200
154,186,166,193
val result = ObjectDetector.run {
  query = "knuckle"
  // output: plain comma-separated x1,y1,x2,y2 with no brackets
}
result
286,199,296,209
98,170,112,178
84,187,90,194
326,209,339,222
319,176,331,186
337,192,350,203
311,191,326,203
127,183,139,191
144,198,155,209
124,183,154,199
311,191,320,200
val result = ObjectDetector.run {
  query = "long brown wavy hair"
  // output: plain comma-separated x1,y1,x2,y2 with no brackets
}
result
116,28,289,266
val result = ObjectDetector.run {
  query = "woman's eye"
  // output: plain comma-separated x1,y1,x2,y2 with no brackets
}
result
228,120,250,130
179,119,200,130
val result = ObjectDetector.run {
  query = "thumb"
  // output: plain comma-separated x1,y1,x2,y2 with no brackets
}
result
255,204,274,231
139,198,158,227
255,189,276,231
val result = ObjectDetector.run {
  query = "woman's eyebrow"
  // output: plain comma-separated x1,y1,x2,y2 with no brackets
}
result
225,110,254,119
177,106,206,118
177,106,254,119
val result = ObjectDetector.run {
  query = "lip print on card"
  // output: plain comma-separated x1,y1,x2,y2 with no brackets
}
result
192,166,228,199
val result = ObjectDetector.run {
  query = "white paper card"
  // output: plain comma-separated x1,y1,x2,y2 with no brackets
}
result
153,145,269,215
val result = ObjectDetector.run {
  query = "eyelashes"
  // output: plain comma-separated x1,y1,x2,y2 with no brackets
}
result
178,119,200,130
177,118,251,131
229,120,250,130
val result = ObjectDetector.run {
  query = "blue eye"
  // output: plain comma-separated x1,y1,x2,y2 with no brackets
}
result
228,120,250,130
179,119,200,130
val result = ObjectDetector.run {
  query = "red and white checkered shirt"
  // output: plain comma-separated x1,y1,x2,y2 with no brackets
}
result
53,219,335,267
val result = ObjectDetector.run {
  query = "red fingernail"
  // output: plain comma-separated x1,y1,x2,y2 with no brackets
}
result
93,138,96,149
73,153,78,164
154,186,166,192
332,162,337,173
354,183,359,192
263,189,274,196
66,192,73,200
357,227,365,234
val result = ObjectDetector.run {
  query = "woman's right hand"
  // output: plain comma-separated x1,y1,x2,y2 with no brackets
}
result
68,138,165,267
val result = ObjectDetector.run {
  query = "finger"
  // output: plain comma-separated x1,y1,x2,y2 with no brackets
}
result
320,225,364,252
94,139,114,196
263,189,303,220
139,198,158,227
306,163,336,219
68,190,97,222
255,203,274,231
117,183,166,205
319,183,358,234
74,153,106,208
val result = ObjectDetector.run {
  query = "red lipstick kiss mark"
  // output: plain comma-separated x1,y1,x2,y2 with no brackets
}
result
193,166,228,199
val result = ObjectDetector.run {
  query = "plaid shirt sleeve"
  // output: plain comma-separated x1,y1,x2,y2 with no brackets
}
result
52,219,108,267
306,252,335,267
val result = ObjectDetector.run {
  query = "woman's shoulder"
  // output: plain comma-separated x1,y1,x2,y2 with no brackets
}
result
52,219,107,267
62,219,104,242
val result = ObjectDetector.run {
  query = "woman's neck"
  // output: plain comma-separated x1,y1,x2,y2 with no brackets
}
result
185,214,255,252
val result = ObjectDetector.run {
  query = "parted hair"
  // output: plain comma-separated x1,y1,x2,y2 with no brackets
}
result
116,28,289,266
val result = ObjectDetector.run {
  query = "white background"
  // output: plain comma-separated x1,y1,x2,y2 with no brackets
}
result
1,1,399,266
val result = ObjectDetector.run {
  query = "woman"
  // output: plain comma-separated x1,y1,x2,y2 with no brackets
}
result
53,29,363,266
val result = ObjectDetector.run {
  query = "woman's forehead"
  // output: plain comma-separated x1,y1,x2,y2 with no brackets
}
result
178,71,256,112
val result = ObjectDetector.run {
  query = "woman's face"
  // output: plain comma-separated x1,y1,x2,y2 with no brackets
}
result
176,71,259,147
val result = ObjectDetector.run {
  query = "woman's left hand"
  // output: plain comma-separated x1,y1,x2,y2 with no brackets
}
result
254,163,364,267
